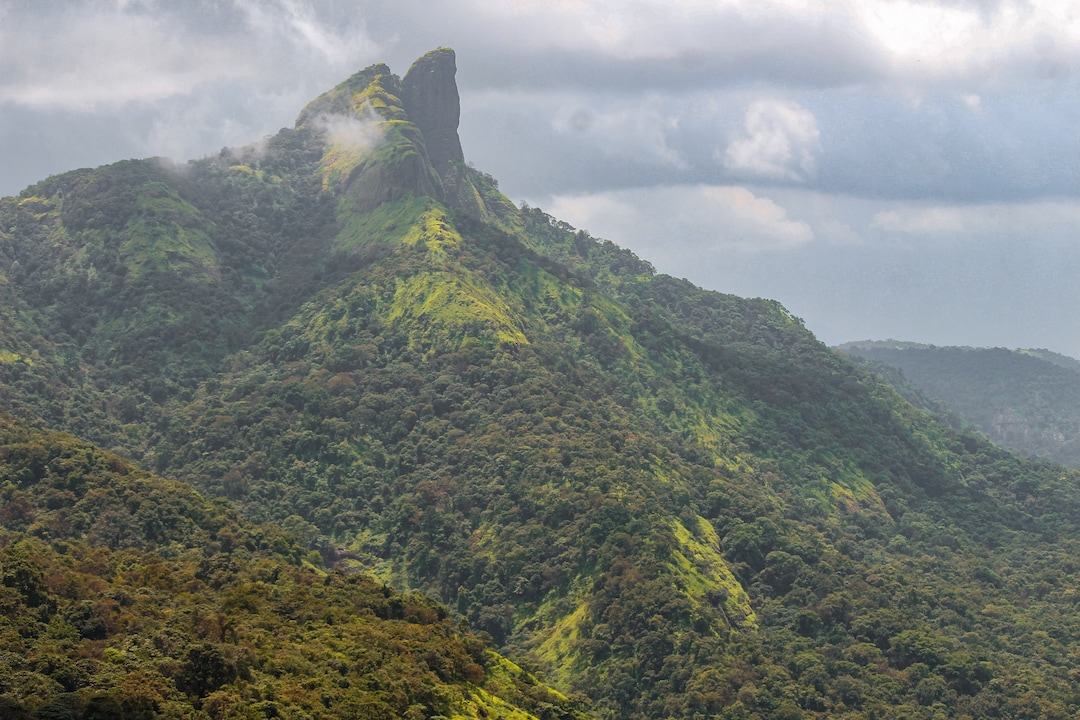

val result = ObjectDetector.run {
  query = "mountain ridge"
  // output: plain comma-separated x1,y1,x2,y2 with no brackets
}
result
838,341,1080,469
4,49,1080,719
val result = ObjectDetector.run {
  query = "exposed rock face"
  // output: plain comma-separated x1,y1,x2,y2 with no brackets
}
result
296,61,443,213
295,48,483,216
401,48,465,177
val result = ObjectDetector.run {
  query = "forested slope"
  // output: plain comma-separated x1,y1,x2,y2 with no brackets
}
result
0,413,581,719
3,48,1080,719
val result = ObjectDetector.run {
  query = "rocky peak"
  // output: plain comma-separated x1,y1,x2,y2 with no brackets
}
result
294,48,484,216
401,48,465,177
294,63,402,127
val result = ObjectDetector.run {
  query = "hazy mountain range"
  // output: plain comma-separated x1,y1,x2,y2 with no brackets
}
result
839,341,1080,470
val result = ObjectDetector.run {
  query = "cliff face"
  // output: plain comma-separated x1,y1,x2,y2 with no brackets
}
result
401,47,485,216
401,48,465,177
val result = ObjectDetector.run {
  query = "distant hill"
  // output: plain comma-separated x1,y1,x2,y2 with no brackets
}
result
838,341,1080,468
8,48,1080,718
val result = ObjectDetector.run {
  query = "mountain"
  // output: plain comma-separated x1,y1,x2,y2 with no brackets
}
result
839,341,1080,469
5,48,1080,719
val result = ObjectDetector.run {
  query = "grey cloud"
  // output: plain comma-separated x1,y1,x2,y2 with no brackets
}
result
6,0,1080,202
372,4,891,94
551,98,687,169
463,80,1080,205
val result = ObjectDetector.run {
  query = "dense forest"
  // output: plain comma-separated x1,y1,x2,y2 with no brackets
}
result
0,413,583,719
4,48,1080,719
840,341,1080,469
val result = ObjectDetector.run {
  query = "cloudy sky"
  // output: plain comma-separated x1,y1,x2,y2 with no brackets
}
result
3,0,1080,356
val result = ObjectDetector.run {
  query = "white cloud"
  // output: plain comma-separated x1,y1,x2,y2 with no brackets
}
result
705,185,814,248
0,10,246,109
547,184,813,256
869,200,1080,238
854,0,984,69
0,0,375,111
723,100,821,181
853,0,1080,78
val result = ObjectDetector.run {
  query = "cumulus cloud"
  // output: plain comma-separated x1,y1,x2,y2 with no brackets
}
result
547,184,813,257
723,100,821,181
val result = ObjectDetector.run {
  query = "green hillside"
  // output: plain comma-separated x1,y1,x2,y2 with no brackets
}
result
5,48,1080,719
839,341,1080,469
0,413,582,719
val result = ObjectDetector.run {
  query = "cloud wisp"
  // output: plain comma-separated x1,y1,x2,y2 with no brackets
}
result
311,111,386,154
